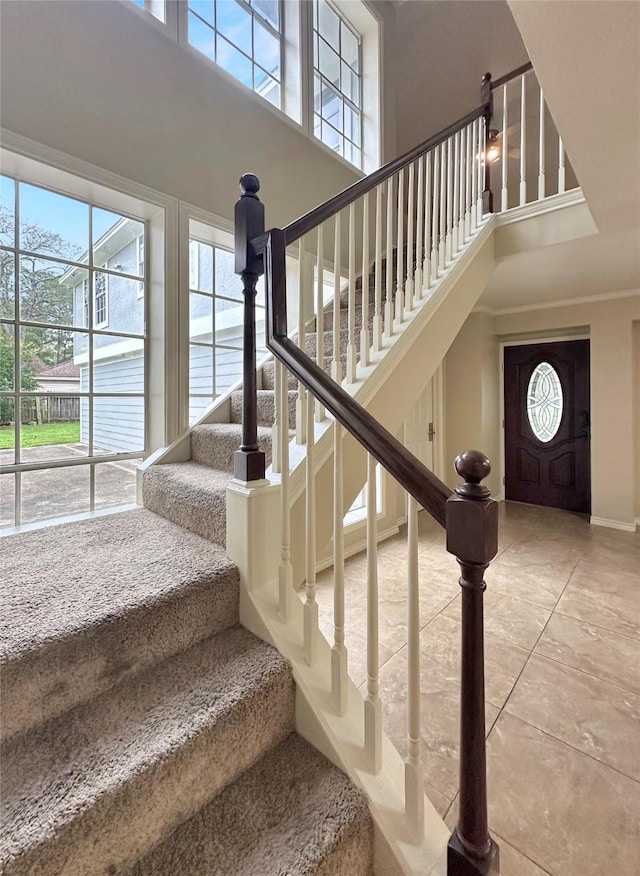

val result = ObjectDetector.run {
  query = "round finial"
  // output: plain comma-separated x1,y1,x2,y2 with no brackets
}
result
482,72,492,84
239,173,260,196
454,450,491,496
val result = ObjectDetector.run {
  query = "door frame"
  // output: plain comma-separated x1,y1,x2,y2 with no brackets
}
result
498,333,590,506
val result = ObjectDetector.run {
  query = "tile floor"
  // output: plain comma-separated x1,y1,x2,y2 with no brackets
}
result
315,501,640,876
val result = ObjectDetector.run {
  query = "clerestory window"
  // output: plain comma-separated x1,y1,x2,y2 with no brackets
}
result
187,0,283,109
313,0,362,166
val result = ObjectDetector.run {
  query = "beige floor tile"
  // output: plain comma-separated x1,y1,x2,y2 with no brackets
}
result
492,834,552,875
535,613,640,694
556,561,640,640
484,634,530,708
505,654,640,781
442,590,550,650
487,713,640,876
485,560,569,611
425,782,451,819
495,541,581,582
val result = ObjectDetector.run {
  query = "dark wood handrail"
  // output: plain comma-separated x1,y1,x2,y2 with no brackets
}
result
283,105,486,246
490,61,533,91
262,228,452,527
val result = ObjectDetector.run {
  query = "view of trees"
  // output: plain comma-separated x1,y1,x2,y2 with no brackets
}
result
0,205,81,369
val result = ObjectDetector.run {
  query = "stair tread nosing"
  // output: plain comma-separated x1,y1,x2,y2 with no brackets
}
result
1,626,295,876
190,422,274,468
127,732,374,876
0,508,239,741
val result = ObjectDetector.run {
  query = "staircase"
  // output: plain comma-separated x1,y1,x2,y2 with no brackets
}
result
0,287,378,875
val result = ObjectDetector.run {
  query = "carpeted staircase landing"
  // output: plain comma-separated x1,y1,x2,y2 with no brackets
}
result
0,509,374,874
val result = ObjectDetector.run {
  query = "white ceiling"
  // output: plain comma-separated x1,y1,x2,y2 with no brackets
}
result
480,0,640,311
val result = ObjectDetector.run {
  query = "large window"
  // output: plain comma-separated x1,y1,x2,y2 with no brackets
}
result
313,0,362,166
188,225,267,424
187,0,282,109
0,176,147,528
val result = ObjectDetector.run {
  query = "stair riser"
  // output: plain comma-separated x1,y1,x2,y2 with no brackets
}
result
0,573,239,744
143,469,229,545
230,390,297,430
190,427,272,468
3,668,295,876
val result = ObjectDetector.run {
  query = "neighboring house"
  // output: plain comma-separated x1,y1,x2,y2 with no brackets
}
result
34,359,81,395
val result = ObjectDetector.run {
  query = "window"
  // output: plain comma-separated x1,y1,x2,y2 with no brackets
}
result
527,362,563,443
313,0,362,166
0,173,147,528
130,0,166,23
187,0,282,109
187,222,267,425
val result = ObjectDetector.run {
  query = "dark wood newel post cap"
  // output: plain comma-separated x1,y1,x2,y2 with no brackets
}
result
239,173,261,197
446,450,498,565
455,450,491,499
482,72,492,85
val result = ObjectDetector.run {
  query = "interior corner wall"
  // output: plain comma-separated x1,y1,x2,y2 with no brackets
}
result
443,311,501,498
0,0,392,226
392,0,528,156
493,295,640,529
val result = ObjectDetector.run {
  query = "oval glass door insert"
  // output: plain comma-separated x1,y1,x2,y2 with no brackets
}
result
527,362,563,442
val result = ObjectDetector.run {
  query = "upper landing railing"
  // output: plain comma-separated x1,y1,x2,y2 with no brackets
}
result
233,63,572,876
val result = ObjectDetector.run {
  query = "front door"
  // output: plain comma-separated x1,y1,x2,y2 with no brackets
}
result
504,340,590,514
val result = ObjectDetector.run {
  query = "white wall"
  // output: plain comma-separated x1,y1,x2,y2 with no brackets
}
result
393,0,528,156
0,0,395,227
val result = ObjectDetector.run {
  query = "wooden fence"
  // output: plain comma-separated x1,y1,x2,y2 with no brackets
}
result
20,396,80,424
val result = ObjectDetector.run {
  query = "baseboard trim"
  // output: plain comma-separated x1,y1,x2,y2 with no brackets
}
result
590,516,637,533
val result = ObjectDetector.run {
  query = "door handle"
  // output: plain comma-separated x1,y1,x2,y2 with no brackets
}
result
428,422,436,442
575,410,590,440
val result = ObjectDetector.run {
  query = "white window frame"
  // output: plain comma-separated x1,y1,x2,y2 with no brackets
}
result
123,0,380,171
94,271,109,328
136,234,145,299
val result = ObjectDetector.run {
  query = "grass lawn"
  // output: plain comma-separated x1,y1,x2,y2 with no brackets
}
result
0,421,80,450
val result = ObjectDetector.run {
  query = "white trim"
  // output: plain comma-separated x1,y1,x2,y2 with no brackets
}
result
478,288,640,317
0,503,139,538
495,187,585,225
590,516,637,533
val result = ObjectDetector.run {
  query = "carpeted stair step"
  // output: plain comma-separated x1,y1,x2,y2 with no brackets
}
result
126,732,374,876
143,461,231,544
0,626,295,876
260,359,298,390
0,509,239,742
189,422,273,468
230,389,298,430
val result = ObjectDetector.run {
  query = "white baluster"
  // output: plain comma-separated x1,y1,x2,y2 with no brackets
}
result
431,146,440,281
385,176,394,339
538,87,546,200
395,167,405,326
452,131,460,256
470,121,477,232
558,135,566,194
278,358,292,622
360,192,370,367
405,495,424,842
296,239,307,444
405,161,415,312
347,203,357,383
304,392,317,665
477,118,485,223
415,156,424,300
458,126,466,243
520,73,527,206
424,151,432,291
439,142,446,267
501,84,508,212
364,453,382,773
446,136,453,263
332,421,347,715
373,184,383,351
315,225,325,420
466,120,473,238
271,349,282,474
332,213,342,383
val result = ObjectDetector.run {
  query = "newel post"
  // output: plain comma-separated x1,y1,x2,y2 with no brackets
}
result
446,450,499,876
481,73,494,215
234,173,266,482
